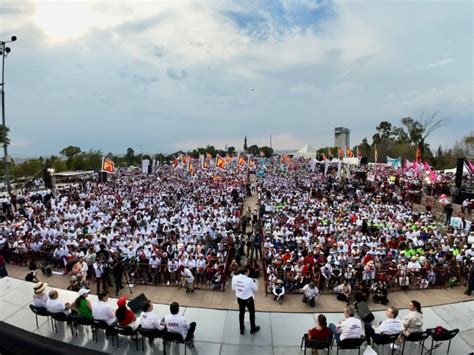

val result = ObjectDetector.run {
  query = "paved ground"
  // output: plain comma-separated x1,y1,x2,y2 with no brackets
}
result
1,277,473,354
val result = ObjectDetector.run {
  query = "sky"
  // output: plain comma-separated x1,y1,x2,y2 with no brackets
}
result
0,0,472,157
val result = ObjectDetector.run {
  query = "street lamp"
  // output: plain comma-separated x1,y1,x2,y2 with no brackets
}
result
0,35,17,195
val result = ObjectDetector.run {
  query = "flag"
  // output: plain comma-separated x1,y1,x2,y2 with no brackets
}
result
430,169,437,182
346,147,354,158
338,148,344,158
322,153,327,161
238,155,246,168
202,158,210,170
215,155,226,170
102,157,115,173
416,143,422,162
188,161,195,174
324,158,329,175
465,160,474,175
172,157,179,169
206,152,212,159
225,154,232,163
423,160,430,171
336,159,342,178
374,144,378,163
310,157,317,172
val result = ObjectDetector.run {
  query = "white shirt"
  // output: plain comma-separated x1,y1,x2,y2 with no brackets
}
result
140,310,162,330
231,273,257,300
46,298,71,315
161,314,189,339
32,293,49,308
302,284,319,299
92,300,116,325
376,318,403,335
181,268,194,282
338,317,362,341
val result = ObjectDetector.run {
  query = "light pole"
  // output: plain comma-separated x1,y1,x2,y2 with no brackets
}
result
0,35,17,195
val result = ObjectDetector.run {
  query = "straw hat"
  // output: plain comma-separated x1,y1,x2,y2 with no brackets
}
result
33,282,47,294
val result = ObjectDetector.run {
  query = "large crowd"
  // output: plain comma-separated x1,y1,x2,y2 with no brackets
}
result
0,165,248,293
257,161,474,306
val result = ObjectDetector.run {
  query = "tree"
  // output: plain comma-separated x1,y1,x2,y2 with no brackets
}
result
260,146,273,158
126,147,135,165
0,125,10,145
247,145,259,156
60,145,81,169
401,112,446,154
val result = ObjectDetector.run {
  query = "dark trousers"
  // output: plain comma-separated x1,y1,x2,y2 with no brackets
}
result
114,274,123,294
238,297,256,332
364,323,385,345
185,322,197,342
302,295,315,307
96,277,108,294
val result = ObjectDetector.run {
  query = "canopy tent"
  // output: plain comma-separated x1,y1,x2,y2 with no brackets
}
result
294,144,316,158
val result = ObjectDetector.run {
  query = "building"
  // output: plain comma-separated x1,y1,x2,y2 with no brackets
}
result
334,127,350,148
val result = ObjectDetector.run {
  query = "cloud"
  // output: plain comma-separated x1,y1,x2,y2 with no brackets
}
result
2,0,472,157
166,68,187,80
411,58,455,71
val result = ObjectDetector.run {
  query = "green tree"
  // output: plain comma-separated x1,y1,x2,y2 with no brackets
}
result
126,147,135,166
60,145,81,169
0,125,10,145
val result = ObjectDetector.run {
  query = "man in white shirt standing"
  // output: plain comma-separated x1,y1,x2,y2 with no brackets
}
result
161,302,196,348
231,266,260,335
92,291,116,325
329,306,362,345
364,306,403,346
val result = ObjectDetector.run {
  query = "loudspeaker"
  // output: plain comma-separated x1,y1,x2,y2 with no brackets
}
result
43,169,52,189
128,293,148,314
147,164,152,175
360,157,368,166
98,172,108,183
455,158,464,188
40,261,52,277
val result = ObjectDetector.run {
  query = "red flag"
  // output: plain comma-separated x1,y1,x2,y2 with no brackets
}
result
216,155,226,170
416,144,422,162
172,158,179,169
238,155,246,167
346,147,354,158
338,148,344,158
188,161,195,174
102,158,115,173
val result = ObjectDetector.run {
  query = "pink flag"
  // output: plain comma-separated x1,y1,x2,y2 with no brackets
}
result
413,160,420,176
430,169,437,182
423,160,430,171
466,160,474,175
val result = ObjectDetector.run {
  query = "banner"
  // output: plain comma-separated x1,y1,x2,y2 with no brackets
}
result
102,157,115,173
142,159,150,174
386,156,401,168
215,155,226,170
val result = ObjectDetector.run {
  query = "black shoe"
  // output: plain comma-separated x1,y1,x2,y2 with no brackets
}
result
240,327,245,335
464,291,471,296
250,326,260,334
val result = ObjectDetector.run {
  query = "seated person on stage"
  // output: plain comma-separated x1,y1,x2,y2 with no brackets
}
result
372,282,389,305
334,279,352,303
329,306,362,345
301,282,319,307
115,295,139,330
32,282,48,308
306,314,332,354
365,306,402,345
161,302,196,346
140,301,163,331
92,291,116,326
272,279,285,304
46,289,72,315
72,288,93,319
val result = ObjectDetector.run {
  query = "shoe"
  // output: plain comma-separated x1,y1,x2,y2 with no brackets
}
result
390,344,399,350
250,326,260,334
464,291,471,296
240,327,245,335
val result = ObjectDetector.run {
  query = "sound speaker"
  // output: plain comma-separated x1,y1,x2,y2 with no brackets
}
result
128,293,148,314
148,164,152,175
455,158,464,188
43,169,52,189
98,172,108,183
360,157,368,166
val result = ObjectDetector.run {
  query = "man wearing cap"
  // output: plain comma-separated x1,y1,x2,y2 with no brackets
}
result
301,282,319,307
32,282,48,308
231,266,260,335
